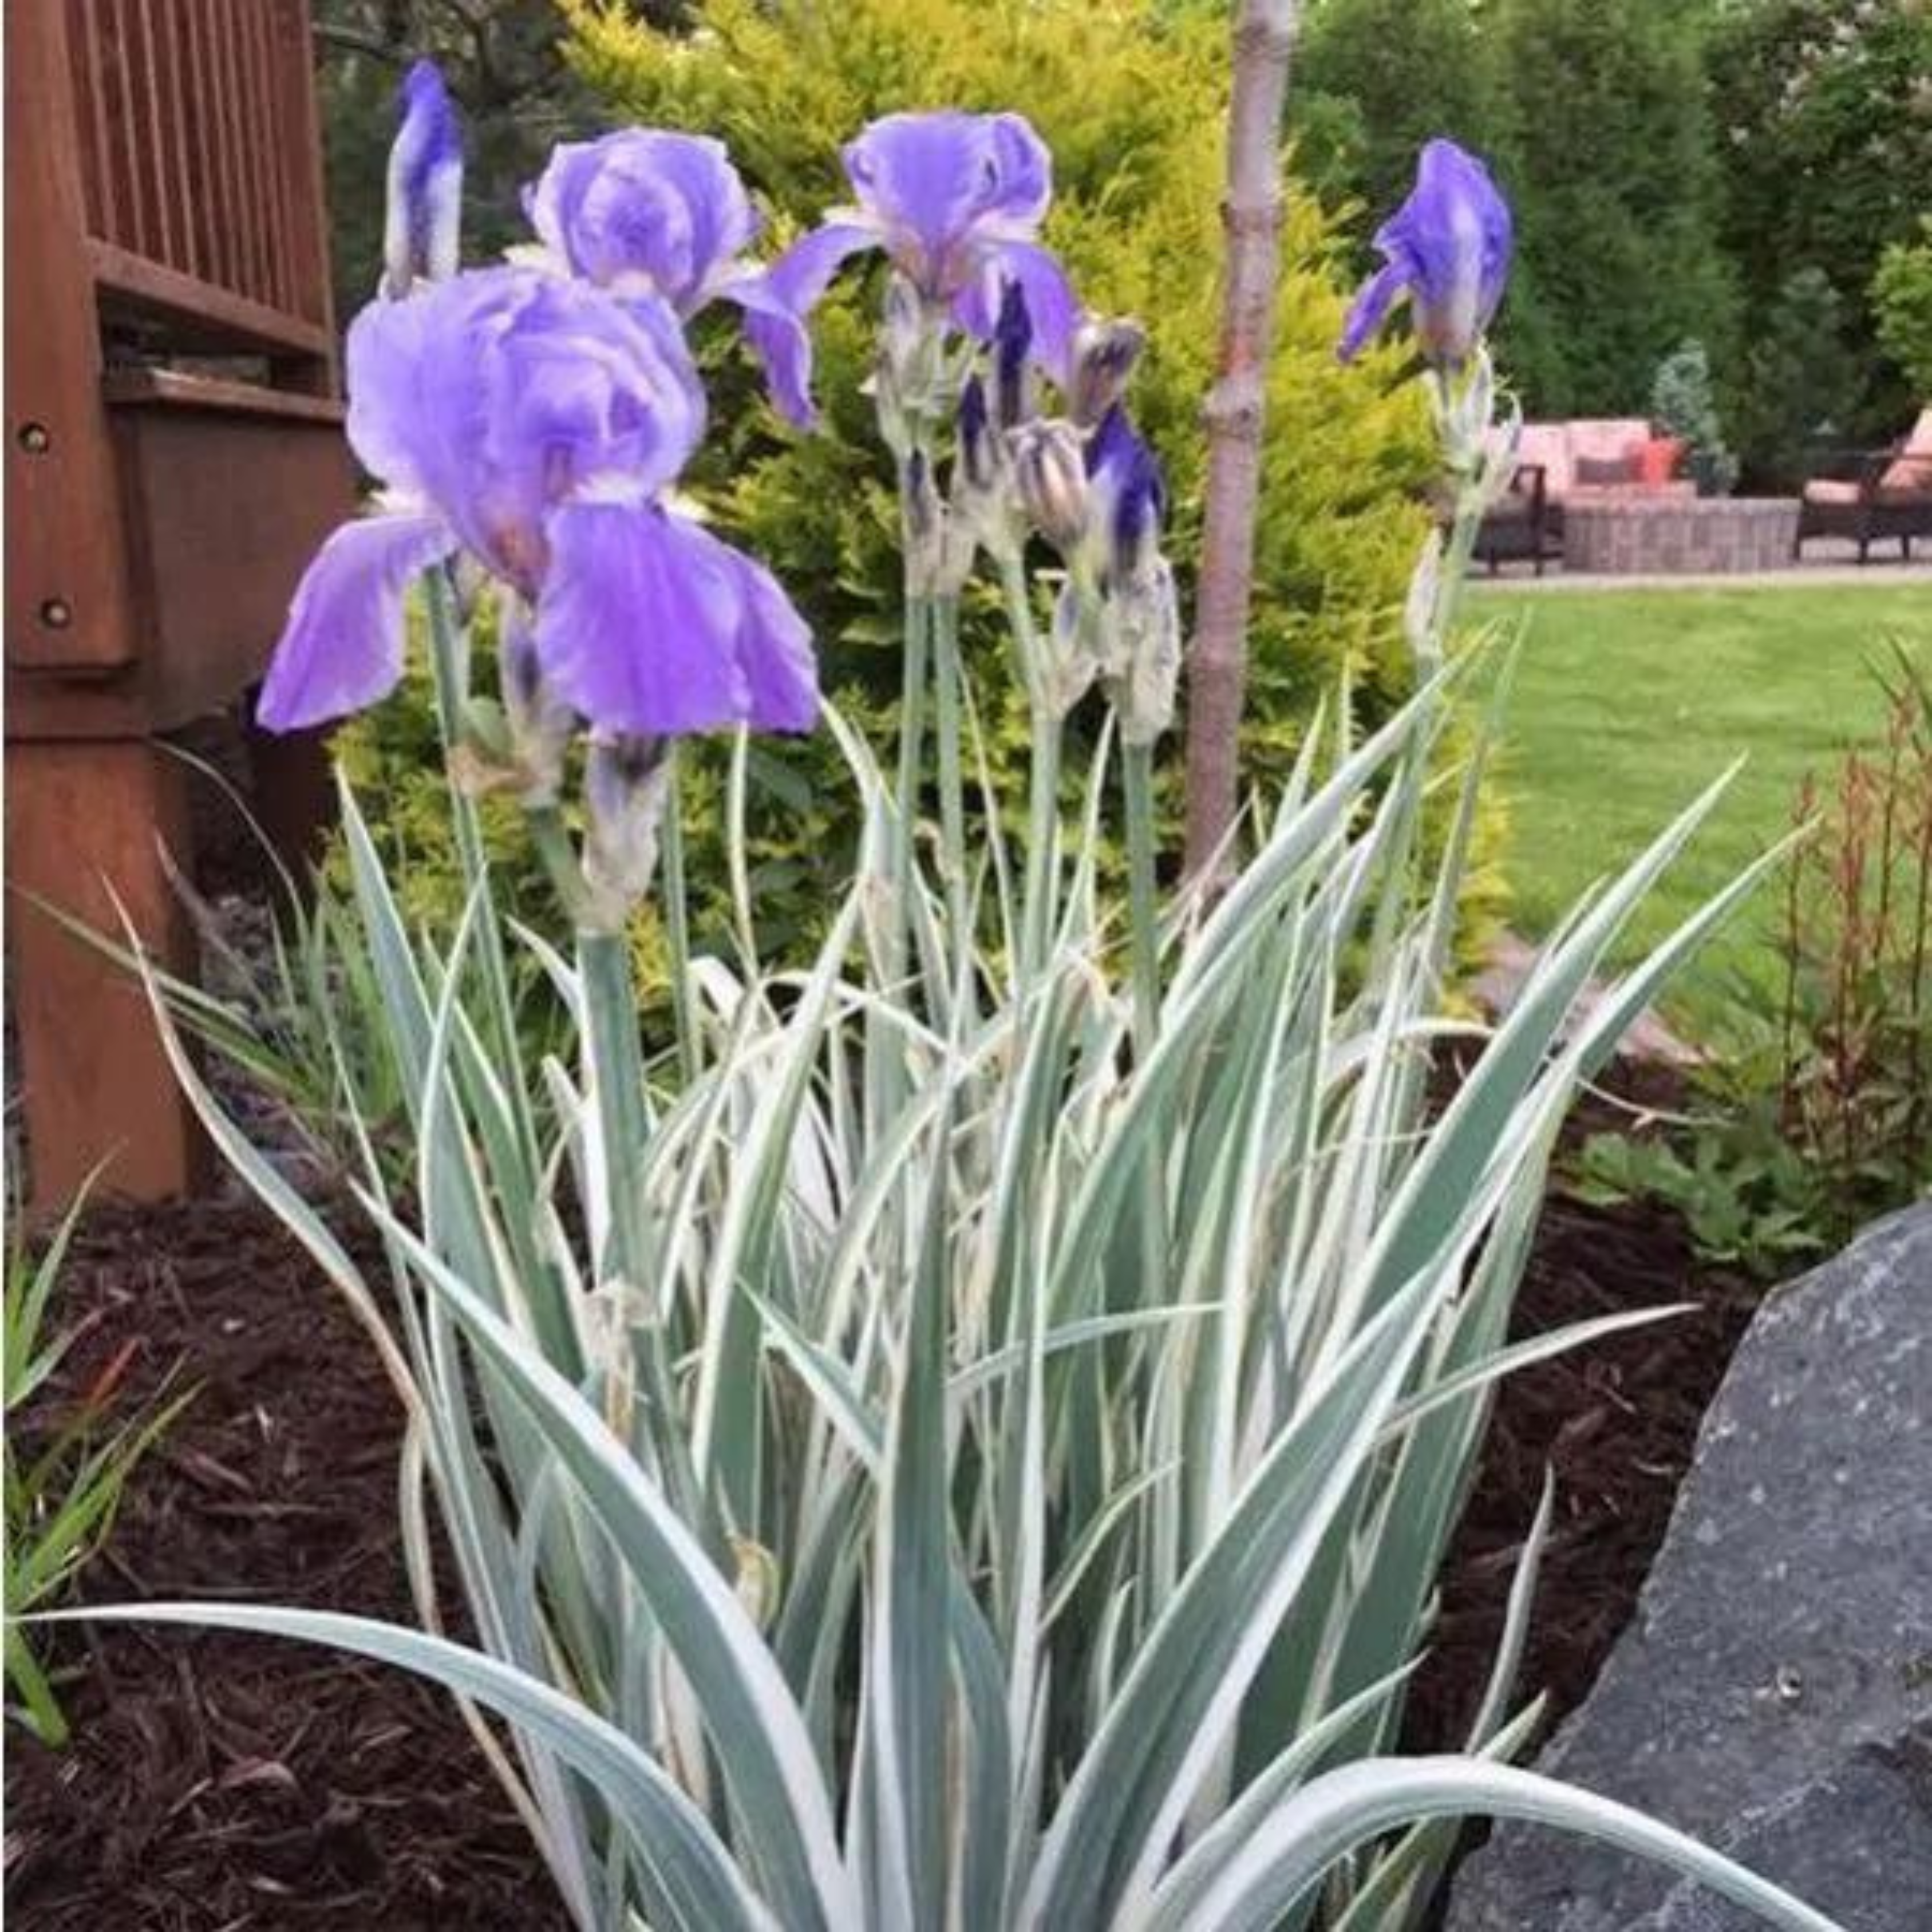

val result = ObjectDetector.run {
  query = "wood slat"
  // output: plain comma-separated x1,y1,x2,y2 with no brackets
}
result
176,0,220,286
49,1,337,364
123,0,172,267
102,364,345,422
88,239,333,355
239,0,280,306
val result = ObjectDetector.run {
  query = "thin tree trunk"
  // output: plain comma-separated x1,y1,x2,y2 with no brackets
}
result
1181,0,1299,884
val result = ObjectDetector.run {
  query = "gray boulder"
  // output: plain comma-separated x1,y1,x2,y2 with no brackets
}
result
1447,1204,1932,1931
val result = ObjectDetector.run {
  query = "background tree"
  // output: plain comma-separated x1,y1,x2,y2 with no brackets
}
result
1290,0,1502,228
1730,267,1864,487
1487,0,1737,414
1872,216,1932,402
314,1,626,317
1709,0,1932,435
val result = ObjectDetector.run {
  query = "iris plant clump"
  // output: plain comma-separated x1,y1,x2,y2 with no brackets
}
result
68,63,1837,1932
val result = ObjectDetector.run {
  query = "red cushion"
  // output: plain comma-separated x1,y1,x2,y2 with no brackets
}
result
1639,436,1684,487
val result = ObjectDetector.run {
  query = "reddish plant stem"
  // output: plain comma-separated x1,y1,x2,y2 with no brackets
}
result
1905,729,1932,1175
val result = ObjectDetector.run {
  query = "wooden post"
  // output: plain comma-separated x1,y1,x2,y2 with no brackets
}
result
5,0,136,674
6,740,209,1206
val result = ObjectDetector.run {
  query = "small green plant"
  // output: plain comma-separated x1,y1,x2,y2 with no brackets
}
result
3,1182,188,1747
1650,340,1739,496
1577,653,1932,1275
1574,1125,1826,1278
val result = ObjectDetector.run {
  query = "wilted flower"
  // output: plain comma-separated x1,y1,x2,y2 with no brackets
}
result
256,268,817,739
381,60,463,298
524,130,815,428
1337,137,1512,370
582,733,675,922
1066,317,1147,429
755,110,1081,419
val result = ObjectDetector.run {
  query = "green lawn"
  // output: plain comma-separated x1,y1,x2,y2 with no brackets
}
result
1474,580,1930,1035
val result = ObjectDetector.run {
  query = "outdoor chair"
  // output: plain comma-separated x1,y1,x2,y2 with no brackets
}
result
1795,409,1932,562
1473,461,1558,574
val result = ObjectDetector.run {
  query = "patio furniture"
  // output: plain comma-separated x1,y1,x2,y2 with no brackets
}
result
1562,497,1801,576
1795,409,1932,562
6,0,353,1207
1473,461,1559,574
1475,418,1698,574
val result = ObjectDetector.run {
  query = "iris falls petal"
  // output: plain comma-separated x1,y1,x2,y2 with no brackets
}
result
536,504,818,737
256,513,456,732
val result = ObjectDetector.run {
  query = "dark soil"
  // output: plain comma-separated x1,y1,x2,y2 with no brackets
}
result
1404,1094,1765,1747
3,1199,570,1932
3,1071,1767,1929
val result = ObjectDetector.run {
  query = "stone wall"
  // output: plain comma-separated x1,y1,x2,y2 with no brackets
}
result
1564,498,1800,574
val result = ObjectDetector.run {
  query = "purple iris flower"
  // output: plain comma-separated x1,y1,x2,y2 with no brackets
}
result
382,60,463,297
1338,138,1512,369
753,110,1081,420
256,267,817,738
525,130,817,429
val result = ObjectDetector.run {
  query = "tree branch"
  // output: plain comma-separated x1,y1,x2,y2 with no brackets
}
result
1181,0,1300,884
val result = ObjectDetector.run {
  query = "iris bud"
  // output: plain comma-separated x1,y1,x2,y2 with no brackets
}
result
957,374,997,496
381,60,463,298
991,279,1034,431
1010,419,1089,550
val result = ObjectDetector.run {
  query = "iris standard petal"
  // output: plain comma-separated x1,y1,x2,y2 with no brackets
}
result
256,512,456,732
843,110,1053,293
344,270,707,579
536,503,818,736
527,131,756,311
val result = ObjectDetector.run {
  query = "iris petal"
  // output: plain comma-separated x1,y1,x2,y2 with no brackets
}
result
256,512,455,732
954,242,1082,387
1341,139,1511,366
528,132,756,311
536,503,817,737
733,222,880,426
1337,259,1411,364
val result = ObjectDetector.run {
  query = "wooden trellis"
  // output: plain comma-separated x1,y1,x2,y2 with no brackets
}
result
6,0,354,1206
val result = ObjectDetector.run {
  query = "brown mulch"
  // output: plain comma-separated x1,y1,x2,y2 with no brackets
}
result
1406,1065,1767,1749
3,1199,570,1932
3,1070,1767,1927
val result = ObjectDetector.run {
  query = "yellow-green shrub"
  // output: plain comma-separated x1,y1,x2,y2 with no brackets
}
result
336,0,1506,982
